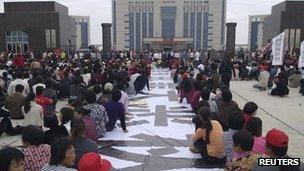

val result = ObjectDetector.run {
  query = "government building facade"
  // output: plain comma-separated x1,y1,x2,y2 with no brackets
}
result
112,0,226,51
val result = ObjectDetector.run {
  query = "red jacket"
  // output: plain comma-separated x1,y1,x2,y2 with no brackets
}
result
14,54,25,68
35,95,53,115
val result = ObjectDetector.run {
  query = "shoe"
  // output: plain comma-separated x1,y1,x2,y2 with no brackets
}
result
189,145,200,154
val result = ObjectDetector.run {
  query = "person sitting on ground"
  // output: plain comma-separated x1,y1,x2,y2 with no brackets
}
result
217,90,241,131
289,71,302,89
190,82,204,113
42,137,77,171
7,70,29,96
179,73,195,104
92,84,103,101
35,86,53,116
245,117,267,155
78,152,112,171
243,102,258,128
97,82,113,105
58,71,73,99
253,128,300,171
225,130,261,171
42,79,58,115
22,92,43,128
74,106,98,142
0,147,25,171
0,105,23,136
191,107,225,163
105,89,127,132
84,90,109,138
270,67,289,97
59,107,75,132
134,70,150,94
223,112,245,162
252,63,270,91
44,115,69,145
22,125,51,171
69,76,87,102
197,88,219,116
70,118,99,169
5,84,25,119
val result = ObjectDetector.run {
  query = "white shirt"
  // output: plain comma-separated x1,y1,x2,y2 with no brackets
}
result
22,102,43,127
7,78,30,96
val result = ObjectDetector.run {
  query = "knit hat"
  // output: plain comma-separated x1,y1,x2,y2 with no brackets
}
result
266,128,289,148
78,153,112,171
104,82,113,92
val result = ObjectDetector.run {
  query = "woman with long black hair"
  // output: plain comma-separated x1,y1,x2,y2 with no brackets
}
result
191,107,225,164
22,92,43,127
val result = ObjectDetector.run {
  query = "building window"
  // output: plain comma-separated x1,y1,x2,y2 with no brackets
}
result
46,30,51,49
51,30,56,48
6,31,29,53
46,29,57,49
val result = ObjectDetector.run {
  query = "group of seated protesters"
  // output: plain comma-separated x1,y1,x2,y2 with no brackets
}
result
0,125,112,171
0,49,302,171
0,52,155,170
175,65,301,170
245,61,304,97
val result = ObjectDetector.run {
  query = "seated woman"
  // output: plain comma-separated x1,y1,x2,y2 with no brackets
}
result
44,115,69,145
252,66,270,91
270,69,289,97
104,89,127,132
22,125,51,171
190,107,225,163
70,118,99,169
0,147,24,171
245,117,267,155
42,137,77,171
59,107,75,132
226,130,260,171
84,90,109,138
22,92,43,128
74,107,98,142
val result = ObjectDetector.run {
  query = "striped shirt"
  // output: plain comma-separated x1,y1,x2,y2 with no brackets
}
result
23,144,51,171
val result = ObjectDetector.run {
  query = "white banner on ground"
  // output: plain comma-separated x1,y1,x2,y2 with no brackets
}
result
298,41,304,68
272,31,285,66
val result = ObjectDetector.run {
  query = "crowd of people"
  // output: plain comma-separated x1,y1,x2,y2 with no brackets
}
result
0,47,303,171
172,49,302,170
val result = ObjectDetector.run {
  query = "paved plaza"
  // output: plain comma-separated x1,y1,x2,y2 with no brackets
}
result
0,69,304,170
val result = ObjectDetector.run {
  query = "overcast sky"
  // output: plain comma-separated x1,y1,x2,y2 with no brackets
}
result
1,0,285,45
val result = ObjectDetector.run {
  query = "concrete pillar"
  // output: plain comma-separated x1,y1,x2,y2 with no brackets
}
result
101,23,112,54
225,22,237,56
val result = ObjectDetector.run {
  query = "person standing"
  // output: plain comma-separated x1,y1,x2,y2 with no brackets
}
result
219,58,235,89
